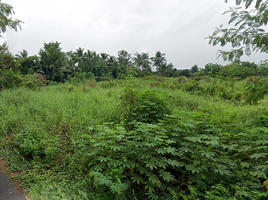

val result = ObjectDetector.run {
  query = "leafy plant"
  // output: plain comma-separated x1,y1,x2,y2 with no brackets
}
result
207,0,268,61
15,125,47,157
73,122,184,199
120,86,171,129
244,80,268,104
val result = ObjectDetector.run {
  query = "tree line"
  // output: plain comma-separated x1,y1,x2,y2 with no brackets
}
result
1,41,178,81
0,0,267,85
1,40,265,85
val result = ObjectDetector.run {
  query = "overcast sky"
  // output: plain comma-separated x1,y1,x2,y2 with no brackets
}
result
2,0,268,69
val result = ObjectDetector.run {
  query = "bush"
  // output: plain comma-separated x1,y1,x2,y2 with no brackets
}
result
73,122,186,199
15,125,47,157
0,70,47,90
68,114,268,199
0,69,21,89
120,86,171,129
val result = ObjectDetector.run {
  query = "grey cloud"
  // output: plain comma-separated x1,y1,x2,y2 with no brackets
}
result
2,0,267,69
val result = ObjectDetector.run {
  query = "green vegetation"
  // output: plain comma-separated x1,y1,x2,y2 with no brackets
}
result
208,0,268,61
0,78,268,199
0,0,23,36
0,0,268,199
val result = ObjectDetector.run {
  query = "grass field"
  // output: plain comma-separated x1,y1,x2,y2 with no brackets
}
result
0,78,268,199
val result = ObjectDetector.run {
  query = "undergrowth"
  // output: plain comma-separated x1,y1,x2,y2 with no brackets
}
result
0,79,267,199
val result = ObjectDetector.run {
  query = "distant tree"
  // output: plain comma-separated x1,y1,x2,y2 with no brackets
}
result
165,63,175,77
172,68,179,77
0,42,19,72
158,63,168,77
0,1,23,37
179,69,191,77
240,61,258,69
151,51,166,73
100,53,109,61
15,49,28,59
204,63,222,75
74,50,94,74
0,2,22,76
197,68,206,76
17,56,41,75
39,42,71,81
80,50,104,78
71,47,85,67
133,52,151,73
133,52,142,69
75,47,84,58
157,62,174,77
207,0,268,61
191,65,199,73
118,50,131,66
107,56,117,67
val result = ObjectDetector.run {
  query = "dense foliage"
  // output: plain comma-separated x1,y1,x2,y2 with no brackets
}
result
0,78,267,199
0,0,23,36
0,1,268,199
208,0,268,61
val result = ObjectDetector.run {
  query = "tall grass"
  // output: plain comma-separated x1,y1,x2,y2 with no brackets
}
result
0,86,122,137
0,78,267,199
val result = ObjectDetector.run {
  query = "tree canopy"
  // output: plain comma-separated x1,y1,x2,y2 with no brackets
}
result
0,1,23,37
207,0,268,61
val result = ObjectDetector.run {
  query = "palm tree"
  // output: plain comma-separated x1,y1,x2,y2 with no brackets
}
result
107,56,117,67
99,53,111,68
39,42,72,81
100,53,109,61
158,63,168,77
70,48,85,72
151,51,166,75
72,48,85,63
15,49,28,58
140,52,151,72
118,50,131,66
133,52,151,72
133,52,142,69
157,63,174,77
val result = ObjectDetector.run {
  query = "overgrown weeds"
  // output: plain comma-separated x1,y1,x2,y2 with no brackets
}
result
0,79,267,199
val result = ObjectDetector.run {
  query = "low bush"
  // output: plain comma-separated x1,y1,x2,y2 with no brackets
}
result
120,86,172,129
0,69,47,90
67,115,268,199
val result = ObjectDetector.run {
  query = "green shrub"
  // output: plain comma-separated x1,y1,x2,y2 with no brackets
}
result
0,69,22,89
68,114,268,199
15,125,47,157
177,76,189,83
244,80,268,104
120,86,171,129
73,122,185,199
20,73,48,88
0,69,47,90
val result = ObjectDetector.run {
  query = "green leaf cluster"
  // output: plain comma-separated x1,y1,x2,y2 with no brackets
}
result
208,0,268,61
120,86,172,129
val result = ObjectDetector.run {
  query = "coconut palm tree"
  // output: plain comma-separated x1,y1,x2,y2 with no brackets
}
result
151,51,166,73
133,52,151,72
140,52,151,72
118,50,132,66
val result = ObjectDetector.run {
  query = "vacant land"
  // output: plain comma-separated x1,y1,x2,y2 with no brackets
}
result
0,78,268,199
